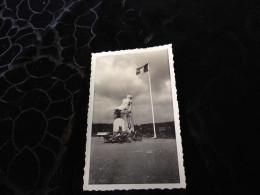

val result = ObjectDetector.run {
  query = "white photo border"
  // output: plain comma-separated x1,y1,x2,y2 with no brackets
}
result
83,44,186,191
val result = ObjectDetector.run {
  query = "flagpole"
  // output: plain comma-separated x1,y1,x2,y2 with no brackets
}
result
147,61,157,138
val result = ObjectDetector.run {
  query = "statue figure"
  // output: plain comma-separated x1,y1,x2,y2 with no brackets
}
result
115,95,132,111
113,95,134,133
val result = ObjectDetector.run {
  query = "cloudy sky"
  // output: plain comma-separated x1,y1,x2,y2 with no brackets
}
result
92,48,175,125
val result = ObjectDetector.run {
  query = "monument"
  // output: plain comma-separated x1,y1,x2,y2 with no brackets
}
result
113,95,134,133
103,94,141,143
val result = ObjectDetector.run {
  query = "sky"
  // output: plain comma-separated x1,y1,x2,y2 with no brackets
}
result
92,48,175,125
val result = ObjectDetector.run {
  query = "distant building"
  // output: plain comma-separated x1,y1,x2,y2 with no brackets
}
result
96,132,110,137
92,124,113,135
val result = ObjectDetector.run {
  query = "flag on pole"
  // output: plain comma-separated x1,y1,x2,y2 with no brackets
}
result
136,61,157,138
136,63,149,75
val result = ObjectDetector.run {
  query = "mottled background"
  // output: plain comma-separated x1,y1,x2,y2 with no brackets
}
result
0,0,259,195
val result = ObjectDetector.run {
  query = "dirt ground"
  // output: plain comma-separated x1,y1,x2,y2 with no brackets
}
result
89,137,180,184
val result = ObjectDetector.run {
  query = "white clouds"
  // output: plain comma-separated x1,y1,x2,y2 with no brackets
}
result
92,49,175,124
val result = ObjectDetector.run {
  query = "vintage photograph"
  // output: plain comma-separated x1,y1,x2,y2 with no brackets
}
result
83,45,185,190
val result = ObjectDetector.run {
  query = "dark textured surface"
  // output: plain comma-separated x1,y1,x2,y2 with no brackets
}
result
0,0,260,194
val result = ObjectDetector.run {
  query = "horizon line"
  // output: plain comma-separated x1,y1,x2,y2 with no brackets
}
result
92,120,175,125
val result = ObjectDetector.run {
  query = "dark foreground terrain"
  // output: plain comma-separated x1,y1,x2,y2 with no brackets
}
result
89,137,180,184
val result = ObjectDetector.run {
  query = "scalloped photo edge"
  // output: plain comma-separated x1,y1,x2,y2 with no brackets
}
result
83,44,186,191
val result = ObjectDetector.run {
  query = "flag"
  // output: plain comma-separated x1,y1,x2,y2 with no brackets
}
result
136,63,149,75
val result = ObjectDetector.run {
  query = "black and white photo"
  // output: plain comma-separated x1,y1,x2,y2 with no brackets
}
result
83,45,185,190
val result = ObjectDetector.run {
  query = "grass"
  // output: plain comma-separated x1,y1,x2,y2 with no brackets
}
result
89,137,180,184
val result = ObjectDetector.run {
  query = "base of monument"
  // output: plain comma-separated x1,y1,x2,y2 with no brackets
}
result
103,131,142,143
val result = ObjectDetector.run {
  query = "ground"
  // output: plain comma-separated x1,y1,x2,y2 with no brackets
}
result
89,137,180,184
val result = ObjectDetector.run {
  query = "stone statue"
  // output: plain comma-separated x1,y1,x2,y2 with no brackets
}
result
115,95,132,111
113,95,134,133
